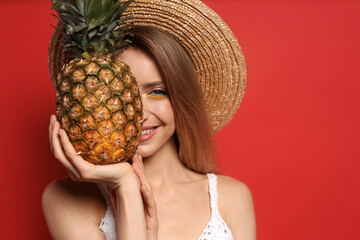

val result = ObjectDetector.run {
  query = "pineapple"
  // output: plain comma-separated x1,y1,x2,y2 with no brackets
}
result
51,0,142,164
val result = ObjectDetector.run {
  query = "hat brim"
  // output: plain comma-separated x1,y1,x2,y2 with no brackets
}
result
48,0,246,132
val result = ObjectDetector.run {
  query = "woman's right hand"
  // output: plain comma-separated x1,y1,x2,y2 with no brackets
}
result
132,155,159,240
49,115,139,190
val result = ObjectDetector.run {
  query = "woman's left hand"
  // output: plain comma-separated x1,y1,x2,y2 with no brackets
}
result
49,115,138,190
132,155,159,240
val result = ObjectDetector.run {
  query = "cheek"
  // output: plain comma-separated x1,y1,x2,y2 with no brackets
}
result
145,98,174,125
157,100,175,126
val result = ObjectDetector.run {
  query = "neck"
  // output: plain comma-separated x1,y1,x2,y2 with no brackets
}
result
142,136,199,188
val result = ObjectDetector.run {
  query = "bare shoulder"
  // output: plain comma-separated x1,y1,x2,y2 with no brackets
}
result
42,178,106,240
217,175,256,240
217,175,253,203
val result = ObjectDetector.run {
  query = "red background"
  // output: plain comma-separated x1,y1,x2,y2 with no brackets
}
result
0,0,359,239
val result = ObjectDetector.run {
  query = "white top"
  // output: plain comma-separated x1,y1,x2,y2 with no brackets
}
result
96,173,233,240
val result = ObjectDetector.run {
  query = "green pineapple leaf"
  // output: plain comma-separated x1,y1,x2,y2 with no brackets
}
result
86,0,101,24
52,0,134,56
73,25,87,33
102,1,121,25
71,0,85,15
88,28,98,40
52,0,81,16
101,0,114,19
88,18,101,31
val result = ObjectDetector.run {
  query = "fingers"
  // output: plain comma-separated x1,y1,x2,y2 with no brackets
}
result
58,130,133,185
137,153,145,170
132,155,159,237
51,120,65,162
50,115,138,187
59,130,84,165
51,118,81,179
50,115,80,179
58,129,86,179
132,155,151,191
67,169,77,181
132,154,145,171
49,115,56,153
132,155,157,218
132,156,158,237
140,185,157,219
141,183,159,240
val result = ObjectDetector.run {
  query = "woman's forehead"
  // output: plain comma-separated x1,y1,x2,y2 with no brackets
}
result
118,47,163,87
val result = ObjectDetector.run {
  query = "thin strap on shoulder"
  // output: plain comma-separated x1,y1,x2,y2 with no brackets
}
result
96,183,117,240
199,174,234,240
206,173,220,217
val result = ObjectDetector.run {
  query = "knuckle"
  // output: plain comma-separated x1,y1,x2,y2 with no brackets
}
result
67,151,77,159
68,153,82,163
53,151,61,160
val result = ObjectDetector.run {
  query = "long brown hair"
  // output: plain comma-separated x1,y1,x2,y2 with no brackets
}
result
128,26,217,173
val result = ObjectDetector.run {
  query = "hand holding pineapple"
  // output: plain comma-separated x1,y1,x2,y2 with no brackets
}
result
50,114,137,189
49,114,158,239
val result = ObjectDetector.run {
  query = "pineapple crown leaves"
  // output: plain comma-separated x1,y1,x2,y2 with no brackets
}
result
51,0,134,58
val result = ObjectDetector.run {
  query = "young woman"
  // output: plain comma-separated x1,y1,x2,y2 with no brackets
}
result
43,1,256,240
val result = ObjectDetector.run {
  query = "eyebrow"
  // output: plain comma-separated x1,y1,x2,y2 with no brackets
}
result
141,81,165,89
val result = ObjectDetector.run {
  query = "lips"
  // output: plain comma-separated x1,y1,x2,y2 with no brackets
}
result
140,126,158,142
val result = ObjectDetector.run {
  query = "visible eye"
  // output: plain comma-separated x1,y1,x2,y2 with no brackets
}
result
147,89,167,99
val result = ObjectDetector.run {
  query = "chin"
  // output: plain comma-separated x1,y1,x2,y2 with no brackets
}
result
136,145,154,158
136,134,176,159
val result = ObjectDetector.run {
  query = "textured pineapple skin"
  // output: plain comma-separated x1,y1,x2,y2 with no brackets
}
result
56,58,143,165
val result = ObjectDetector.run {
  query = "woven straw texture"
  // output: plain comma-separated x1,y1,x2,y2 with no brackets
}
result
48,0,246,131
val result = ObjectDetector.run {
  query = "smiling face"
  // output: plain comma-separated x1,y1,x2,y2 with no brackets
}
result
118,47,176,158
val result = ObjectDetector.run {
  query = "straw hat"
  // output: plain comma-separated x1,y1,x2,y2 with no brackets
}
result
48,0,246,132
